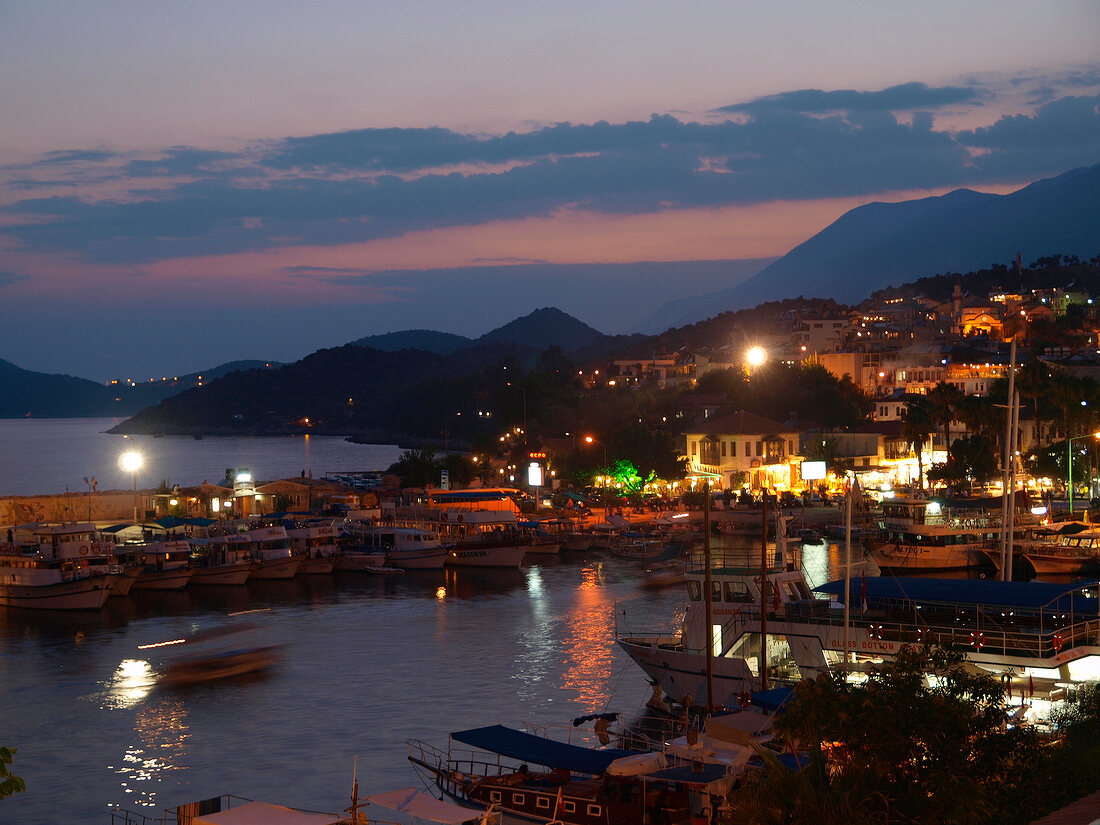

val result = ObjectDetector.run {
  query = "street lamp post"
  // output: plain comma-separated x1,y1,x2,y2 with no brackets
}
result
1067,432,1100,514
584,435,607,469
585,436,609,517
119,437,143,523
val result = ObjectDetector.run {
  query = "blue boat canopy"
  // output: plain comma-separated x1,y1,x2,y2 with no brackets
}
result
815,576,1100,613
644,763,730,785
450,725,639,775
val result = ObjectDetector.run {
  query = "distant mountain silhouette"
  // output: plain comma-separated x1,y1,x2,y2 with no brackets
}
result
475,307,606,351
660,163,1100,319
349,329,473,355
0,358,281,418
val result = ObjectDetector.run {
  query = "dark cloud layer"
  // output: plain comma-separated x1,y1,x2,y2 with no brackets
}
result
2,81,1098,266
714,82,979,114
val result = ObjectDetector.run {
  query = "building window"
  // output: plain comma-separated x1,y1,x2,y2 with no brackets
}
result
730,441,737,457
721,441,727,457
756,441,762,456
691,441,697,456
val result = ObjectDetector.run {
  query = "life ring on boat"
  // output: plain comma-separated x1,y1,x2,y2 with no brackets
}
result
79,544,89,556
737,691,752,708
971,631,984,650
1053,633,1064,652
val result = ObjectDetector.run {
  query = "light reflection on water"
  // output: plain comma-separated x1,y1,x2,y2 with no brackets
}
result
100,658,156,711
112,697,190,809
560,563,619,712
7,545,863,825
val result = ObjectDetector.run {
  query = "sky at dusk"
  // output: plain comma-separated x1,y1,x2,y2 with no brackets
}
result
2,1,1099,381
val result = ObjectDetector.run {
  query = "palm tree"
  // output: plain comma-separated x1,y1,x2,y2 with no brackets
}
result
901,396,935,491
926,382,964,457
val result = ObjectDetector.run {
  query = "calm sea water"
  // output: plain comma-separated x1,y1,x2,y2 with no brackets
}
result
0,418,404,497
0,419,856,825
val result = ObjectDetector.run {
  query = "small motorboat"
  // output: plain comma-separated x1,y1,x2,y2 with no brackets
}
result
152,623,283,686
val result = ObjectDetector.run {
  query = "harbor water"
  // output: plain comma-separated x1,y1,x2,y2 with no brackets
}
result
0,417,404,497
0,418,853,824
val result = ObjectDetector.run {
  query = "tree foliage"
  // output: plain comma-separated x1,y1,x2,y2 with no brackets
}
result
725,644,1083,825
0,747,24,801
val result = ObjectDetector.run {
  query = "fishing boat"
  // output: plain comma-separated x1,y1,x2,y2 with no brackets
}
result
435,511,528,568
0,545,111,610
115,539,195,590
285,522,340,574
867,498,1003,572
408,724,731,825
332,529,391,572
343,523,448,569
617,551,1100,714
187,534,254,585
1013,525,1100,577
240,525,300,579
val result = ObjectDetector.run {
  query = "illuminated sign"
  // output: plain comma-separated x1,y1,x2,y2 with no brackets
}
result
527,462,544,487
528,451,547,459
801,461,827,480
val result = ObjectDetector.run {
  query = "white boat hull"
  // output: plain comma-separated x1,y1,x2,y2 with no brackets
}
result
249,558,301,580
0,577,111,610
445,543,527,568
189,562,253,586
335,551,389,571
389,548,448,570
132,569,194,590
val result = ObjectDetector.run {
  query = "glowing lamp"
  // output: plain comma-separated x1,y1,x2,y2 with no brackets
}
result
119,451,142,473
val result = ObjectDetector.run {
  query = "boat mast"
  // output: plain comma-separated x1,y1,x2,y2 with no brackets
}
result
843,479,852,672
760,492,769,693
1007,390,1020,581
1000,339,1017,578
703,481,715,712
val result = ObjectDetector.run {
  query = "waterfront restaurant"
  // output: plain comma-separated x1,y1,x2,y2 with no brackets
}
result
684,410,803,493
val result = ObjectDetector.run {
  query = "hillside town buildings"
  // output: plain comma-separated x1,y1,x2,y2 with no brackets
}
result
586,278,1100,497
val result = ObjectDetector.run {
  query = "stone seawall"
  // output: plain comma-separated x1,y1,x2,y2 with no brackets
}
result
1,491,148,528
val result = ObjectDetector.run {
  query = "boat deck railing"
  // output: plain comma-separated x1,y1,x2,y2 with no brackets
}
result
620,600,1100,663
407,738,518,779
720,602,1100,661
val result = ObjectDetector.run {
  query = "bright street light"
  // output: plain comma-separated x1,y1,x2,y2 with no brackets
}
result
584,435,607,468
746,346,767,367
119,441,143,522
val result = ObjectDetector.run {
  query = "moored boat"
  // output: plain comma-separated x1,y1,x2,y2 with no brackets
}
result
617,552,1100,716
0,547,111,610
344,522,448,569
867,498,1004,572
240,525,300,579
187,534,254,585
114,539,195,590
285,521,340,574
409,724,731,825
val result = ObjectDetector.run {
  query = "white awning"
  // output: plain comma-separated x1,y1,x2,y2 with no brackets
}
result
366,787,489,824
193,801,342,825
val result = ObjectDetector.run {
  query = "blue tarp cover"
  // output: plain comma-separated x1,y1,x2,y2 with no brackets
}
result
644,763,730,785
747,687,795,713
815,576,1100,613
450,726,638,775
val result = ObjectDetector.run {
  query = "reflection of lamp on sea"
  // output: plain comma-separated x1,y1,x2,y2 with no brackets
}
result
119,447,143,523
